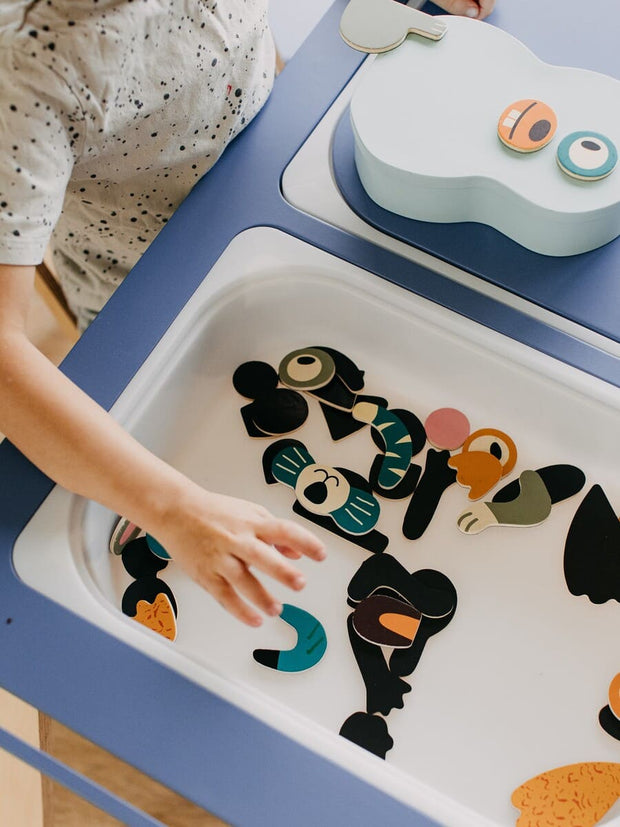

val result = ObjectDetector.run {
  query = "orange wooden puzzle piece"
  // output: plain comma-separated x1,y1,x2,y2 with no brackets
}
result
512,762,620,827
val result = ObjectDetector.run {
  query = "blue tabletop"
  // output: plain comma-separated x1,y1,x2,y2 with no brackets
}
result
0,2,619,826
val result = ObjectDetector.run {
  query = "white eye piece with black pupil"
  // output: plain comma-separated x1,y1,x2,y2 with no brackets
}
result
556,131,618,181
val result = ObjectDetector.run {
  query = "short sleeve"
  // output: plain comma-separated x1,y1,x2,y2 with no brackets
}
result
0,43,84,265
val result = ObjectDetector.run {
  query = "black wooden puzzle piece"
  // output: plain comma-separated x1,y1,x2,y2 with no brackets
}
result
493,464,585,505
121,537,169,580
319,394,388,441
121,576,177,618
564,484,620,604
600,705,620,742
346,555,457,714
347,613,412,715
233,360,308,438
347,553,457,619
292,501,389,554
339,712,394,760
402,448,457,540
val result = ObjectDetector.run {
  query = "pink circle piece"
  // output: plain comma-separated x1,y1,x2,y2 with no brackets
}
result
425,408,470,451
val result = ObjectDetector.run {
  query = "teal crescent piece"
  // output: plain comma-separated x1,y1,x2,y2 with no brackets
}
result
146,534,172,560
253,604,327,672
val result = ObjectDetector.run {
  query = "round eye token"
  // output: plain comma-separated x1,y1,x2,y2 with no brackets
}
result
556,131,618,181
497,99,557,153
278,347,335,390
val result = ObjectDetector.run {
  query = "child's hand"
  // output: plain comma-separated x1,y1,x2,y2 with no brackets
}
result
152,488,326,628
432,0,496,20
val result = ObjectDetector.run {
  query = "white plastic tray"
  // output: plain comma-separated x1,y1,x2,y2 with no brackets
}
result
13,228,620,826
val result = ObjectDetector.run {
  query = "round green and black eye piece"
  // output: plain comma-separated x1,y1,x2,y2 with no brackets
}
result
278,347,335,390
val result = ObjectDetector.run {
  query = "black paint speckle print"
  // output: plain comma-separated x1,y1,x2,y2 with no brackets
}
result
0,0,275,329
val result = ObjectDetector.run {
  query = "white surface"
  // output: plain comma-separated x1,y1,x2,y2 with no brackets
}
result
13,227,620,826
350,16,620,255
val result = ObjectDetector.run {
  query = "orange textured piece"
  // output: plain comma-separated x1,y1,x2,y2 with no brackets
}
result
512,762,620,827
133,593,177,642
608,673,620,719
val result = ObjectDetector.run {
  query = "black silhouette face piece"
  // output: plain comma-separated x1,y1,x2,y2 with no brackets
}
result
232,360,308,438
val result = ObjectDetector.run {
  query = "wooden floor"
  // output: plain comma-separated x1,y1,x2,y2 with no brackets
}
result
1,293,229,826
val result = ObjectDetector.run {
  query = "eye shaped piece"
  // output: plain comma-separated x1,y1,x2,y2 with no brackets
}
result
278,347,336,390
556,131,618,181
462,428,517,475
497,99,557,153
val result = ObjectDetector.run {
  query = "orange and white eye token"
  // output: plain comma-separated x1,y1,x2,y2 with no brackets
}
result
497,99,557,153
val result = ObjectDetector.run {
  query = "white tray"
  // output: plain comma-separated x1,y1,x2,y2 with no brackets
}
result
13,228,620,826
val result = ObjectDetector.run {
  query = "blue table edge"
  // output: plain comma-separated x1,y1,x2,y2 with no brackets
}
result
0,3,618,826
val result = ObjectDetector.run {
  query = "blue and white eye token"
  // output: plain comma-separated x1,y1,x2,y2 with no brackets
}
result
556,131,617,181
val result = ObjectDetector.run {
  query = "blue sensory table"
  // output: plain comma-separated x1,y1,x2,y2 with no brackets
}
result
1,2,619,826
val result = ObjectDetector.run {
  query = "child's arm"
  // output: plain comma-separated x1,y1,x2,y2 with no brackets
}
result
0,263,326,627
432,0,495,20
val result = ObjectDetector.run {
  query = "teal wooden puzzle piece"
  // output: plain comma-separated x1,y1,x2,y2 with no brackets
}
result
352,401,413,490
265,439,381,535
253,604,327,672
146,533,172,560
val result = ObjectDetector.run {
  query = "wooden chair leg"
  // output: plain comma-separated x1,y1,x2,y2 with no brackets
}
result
34,262,79,340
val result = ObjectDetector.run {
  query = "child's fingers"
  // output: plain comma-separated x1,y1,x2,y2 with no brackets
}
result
241,538,308,591
259,518,326,562
433,0,482,18
228,564,282,617
208,577,264,627
476,0,495,19
274,545,303,560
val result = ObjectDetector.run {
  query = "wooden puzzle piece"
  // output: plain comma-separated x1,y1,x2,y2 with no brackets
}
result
233,360,308,438
599,673,620,742
557,132,618,181
347,612,412,715
512,762,620,827
109,516,143,556
122,576,177,622
263,439,388,553
339,711,394,759
121,537,169,579
132,592,177,642
319,395,388,441
360,404,426,499
564,484,620,604
348,554,457,619
253,603,327,672
424,407,470,451
146,534,171,560
347,555,457,714
456,463,585,534
340,0,446,54
353,402,413,486
497,99,557,153
457,470,552,533
352,594,421,648
402,448,457,540
278,346,364,411
448,428,517,500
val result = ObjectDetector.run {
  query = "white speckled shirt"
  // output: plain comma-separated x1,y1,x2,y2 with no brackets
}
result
0,0,275,328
